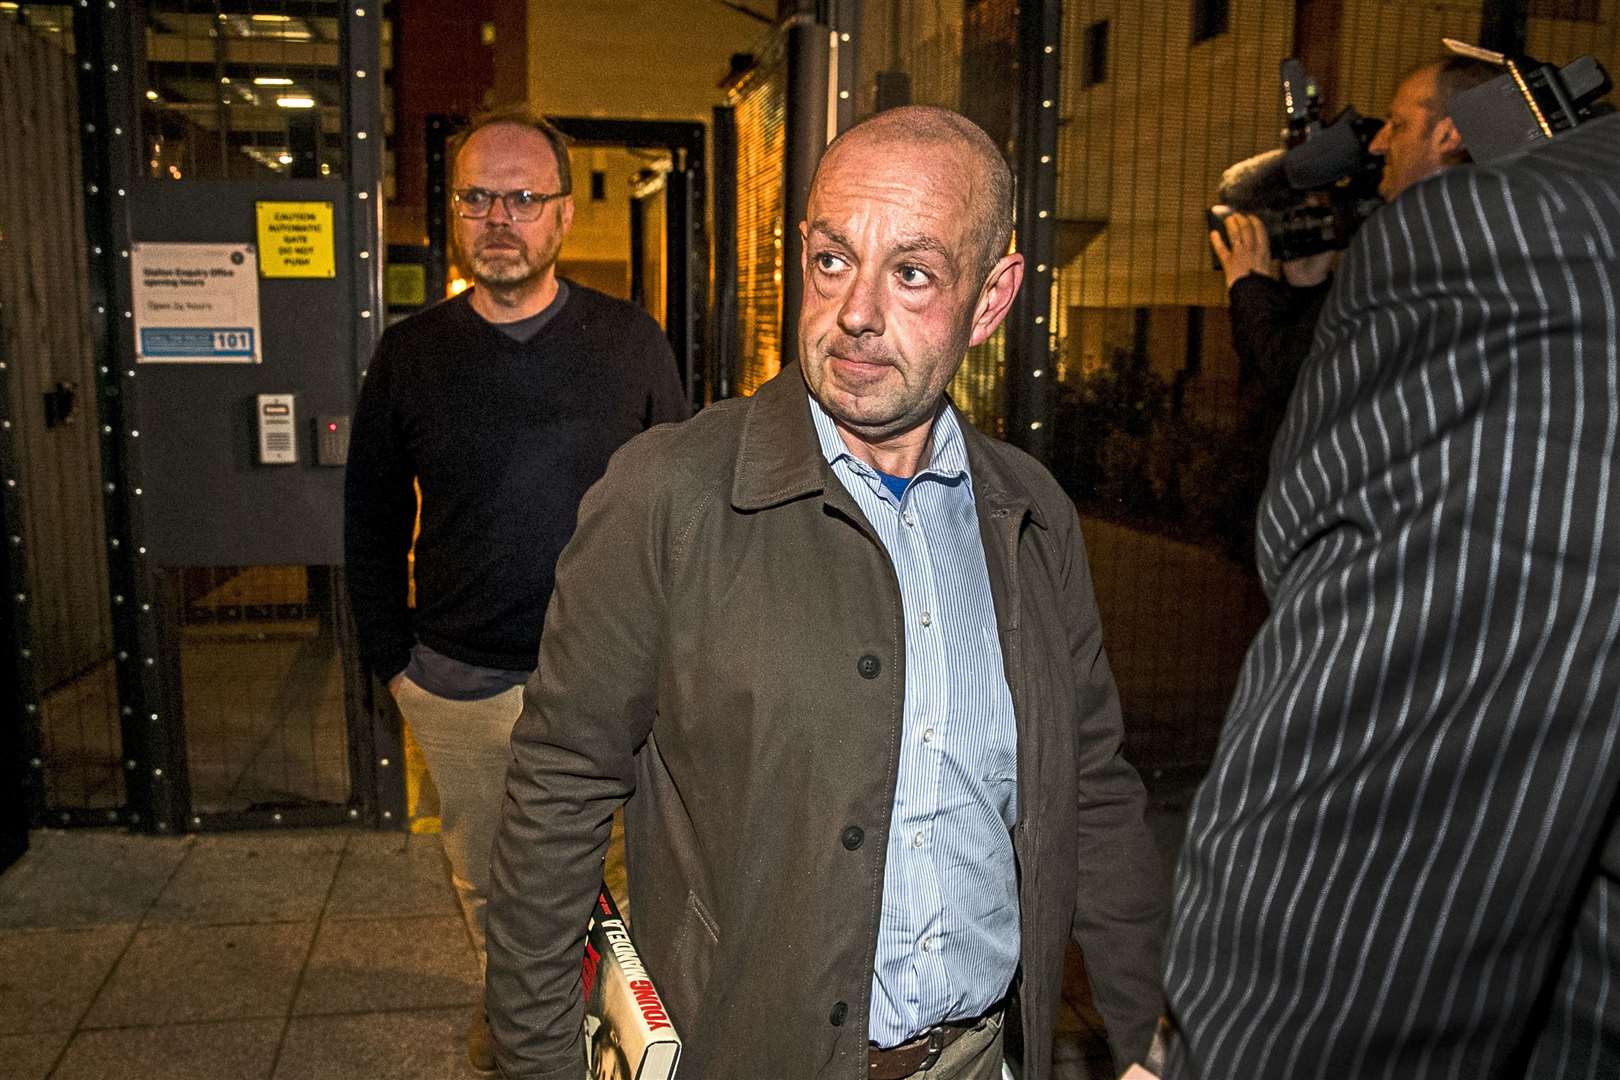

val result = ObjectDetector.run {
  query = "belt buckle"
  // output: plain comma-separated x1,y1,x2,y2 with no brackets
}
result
920,1028,946,1072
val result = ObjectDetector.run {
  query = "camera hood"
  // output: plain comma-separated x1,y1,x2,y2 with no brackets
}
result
1283,108,1381,190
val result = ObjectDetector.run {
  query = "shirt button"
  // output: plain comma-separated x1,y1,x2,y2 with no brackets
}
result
920,937,936,954
857,654,881,679
911,830,924,849
841,826,864,851
920,611,932,627
903,512,916,527
921,727,935,744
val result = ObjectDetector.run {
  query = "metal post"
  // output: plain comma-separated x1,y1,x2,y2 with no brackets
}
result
343,0,400,829
0,273,43,828
0,466,26,863
1006,0,1060,464
781,16,830,368
77,0,188,833
629,196,647,309
663,123,707,409
425,114,462,299
712,105,739,401
664,164,696,405
828,0,860,133
344,0,385,382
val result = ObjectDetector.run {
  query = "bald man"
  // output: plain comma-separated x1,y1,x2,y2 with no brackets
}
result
344,108,687,1072
1368,56,1497,201
486,105,1167,1080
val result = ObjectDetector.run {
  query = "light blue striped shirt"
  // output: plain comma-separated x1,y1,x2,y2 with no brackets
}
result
808,396,1020,1047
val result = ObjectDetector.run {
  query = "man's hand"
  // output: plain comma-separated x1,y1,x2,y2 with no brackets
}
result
1210,210,1277,288
1119,1067,1160,1080
387,672,405,699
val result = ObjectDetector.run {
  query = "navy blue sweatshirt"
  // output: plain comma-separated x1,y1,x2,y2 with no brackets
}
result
344,282,689,678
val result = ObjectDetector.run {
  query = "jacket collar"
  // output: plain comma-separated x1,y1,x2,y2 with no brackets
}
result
731,363,1046,530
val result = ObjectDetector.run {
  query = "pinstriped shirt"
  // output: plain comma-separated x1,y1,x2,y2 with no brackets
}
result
1164,115,1620,1079
808,396,1021,1048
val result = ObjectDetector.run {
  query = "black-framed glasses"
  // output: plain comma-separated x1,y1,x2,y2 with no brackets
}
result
451,186,569,221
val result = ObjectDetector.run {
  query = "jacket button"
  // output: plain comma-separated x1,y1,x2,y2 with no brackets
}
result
841,826,864,850
857,654,881,679
829,1001,848,1026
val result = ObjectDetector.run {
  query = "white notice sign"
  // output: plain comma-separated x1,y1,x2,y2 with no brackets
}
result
132,242,263,364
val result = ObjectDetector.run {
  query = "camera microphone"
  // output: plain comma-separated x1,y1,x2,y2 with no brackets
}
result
1216,149,1296,214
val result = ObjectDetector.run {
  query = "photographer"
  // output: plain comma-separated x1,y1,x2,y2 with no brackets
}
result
1151,62,1620,1080
1368,56,1499,200
1213,56,1499,434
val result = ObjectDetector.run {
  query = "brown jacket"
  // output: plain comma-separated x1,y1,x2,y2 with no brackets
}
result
487,365,1167,1080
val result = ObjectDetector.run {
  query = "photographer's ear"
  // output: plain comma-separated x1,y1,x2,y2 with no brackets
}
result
1434,115,1468,164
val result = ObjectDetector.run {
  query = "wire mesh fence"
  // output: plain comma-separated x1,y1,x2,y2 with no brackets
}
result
169,565,352,814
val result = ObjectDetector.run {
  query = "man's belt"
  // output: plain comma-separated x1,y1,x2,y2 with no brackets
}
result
867,1013,992,1080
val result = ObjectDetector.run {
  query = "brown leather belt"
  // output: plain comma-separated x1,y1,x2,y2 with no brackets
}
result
866,1015,986,1080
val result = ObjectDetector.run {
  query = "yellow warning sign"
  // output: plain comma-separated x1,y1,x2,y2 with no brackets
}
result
255,201,336,278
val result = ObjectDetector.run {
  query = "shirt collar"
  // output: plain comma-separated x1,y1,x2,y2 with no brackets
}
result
806,393,970,484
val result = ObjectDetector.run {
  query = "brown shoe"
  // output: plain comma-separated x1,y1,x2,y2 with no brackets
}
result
466,996,498,1074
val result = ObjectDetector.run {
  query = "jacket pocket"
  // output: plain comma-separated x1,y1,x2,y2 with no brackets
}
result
666,890,721,1021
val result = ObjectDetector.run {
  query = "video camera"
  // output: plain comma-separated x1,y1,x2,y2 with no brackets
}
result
1209,59,1383,263
1209,45,1613,264
1442,38,1612,162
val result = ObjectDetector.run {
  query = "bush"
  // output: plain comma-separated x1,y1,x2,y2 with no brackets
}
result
1050,348,1267,565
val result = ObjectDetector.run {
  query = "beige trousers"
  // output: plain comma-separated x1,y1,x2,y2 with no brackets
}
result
393,675,524,974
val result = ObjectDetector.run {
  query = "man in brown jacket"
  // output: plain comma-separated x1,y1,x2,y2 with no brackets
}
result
486,106,1166,1080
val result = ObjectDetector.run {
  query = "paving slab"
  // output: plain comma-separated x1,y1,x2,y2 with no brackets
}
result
0,831,190,929
145,832,344,925
50,1019,282,1080
293,915,478,1015
324,832,458,921
0,1031,70,1080
0,925,135,1034
273,1008,490,1080
83,922,314,1028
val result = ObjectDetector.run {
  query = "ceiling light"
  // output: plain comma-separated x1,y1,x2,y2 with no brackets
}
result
277,153,293,164
249,13,292,21
253,76,293,86
276,95,315,109
145,89,159,100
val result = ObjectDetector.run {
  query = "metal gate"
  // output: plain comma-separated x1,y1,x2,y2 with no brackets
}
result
2,0,396,833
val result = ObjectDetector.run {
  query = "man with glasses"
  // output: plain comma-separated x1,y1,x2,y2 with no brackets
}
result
344,108,687,1073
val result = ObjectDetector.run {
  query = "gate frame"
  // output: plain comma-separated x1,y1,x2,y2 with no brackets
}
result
53,0,394,834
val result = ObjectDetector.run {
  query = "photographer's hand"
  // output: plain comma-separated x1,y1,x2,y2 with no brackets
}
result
1210,211,1277,288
